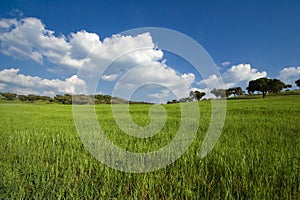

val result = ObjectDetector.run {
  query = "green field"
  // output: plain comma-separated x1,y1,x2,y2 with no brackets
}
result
1,96,300,199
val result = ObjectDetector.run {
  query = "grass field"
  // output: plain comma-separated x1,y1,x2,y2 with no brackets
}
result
0,95,300,199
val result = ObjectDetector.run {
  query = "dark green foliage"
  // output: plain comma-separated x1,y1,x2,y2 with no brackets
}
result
17,95,28,102
296,79,300,89
167,99,179,104
54,94,73,104
247,78,286,98
194,90,206,101
27,94,39,102
0,92,17,100
176,90,206,103
210,88,227,98
228,87,243,97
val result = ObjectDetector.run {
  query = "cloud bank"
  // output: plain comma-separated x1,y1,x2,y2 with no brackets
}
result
0,68,86,96
198,63,267,89
0,17,195,101
0,17,299,102
279,66,300,84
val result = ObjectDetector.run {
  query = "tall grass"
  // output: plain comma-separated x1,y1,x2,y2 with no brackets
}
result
0,96,299,199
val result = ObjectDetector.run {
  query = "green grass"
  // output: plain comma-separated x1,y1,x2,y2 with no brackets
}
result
0,96,300,199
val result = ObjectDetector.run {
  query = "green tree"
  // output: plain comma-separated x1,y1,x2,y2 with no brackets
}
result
246,78,286,98
228,87,243,97
296,79,300,89
194,90,206,101
18,95,28,102
210,88,227,98
39,96,52,102
54,94,72,104
0,92,17,100
27,94,39,102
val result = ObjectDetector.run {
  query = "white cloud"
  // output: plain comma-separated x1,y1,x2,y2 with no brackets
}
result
0,83,5,90
114,62,195,100
0,68,86,95
279,66,300,84
0,17,196,102
221,61,230,67
0,17,163,72
198,74,231,89
101,74,118,81
0,18,18,29
198,63,267,89
222,63,267,83
181,73,195,84
148,89,170,99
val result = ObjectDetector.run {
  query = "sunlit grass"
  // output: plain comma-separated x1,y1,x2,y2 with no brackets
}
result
0,96,299,199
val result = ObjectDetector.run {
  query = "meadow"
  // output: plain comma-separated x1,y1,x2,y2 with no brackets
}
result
0,95,300,199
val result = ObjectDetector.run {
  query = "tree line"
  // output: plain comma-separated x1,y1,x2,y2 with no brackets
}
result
1,78,300,104
167,78,300,103
213,78,298,98
167,90,206,104
0,93,152,105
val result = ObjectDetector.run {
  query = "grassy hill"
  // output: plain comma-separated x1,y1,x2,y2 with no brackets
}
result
0,95,299,199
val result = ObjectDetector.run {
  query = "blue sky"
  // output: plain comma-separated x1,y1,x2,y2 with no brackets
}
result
0,0,300,103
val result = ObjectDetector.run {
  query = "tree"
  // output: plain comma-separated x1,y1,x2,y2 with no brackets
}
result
296,79,300,89
194,90,206,101
27,94,39,102
210,88,227,98
54,94,72,104
228,87,243,97
167,99,179,104
18,95,28,102
284,84,292,89
189,91,196,101
0,92,17,100
39,96,52,102
246,78,286,98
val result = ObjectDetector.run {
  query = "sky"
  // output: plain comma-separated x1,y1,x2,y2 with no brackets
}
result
0,0,300,103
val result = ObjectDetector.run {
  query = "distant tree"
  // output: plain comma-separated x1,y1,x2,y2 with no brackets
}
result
246,78,286,98
194,90,206,101
27,94,39,102
39,96,52,102
0,92,17,100
167,99,179,104
18,95,28,102
228,87,243,97
283,84,292,91
210,88,227,98
189,91,196,101
54,94,72,104
179,97,191,103
296,79,300,89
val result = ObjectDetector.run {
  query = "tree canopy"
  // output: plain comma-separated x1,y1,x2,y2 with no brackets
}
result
246,78,286,98
296,79,300,89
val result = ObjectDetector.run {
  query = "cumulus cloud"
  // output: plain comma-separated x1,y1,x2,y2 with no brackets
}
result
198,63,267,89
0,17,163,71
0,17,197,102
148,89,170,99
222,64,267,83
0,83,5,90
114,62,195,100
198,74,231,89
147,89,171,103
221,61,231,67
279,66,300,84
101,74,118,81
0,68,86,95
